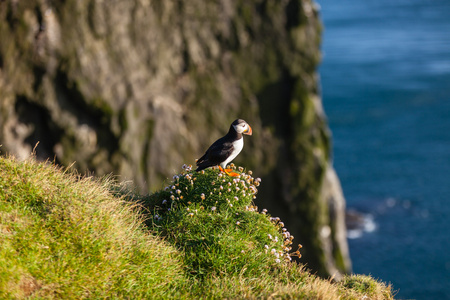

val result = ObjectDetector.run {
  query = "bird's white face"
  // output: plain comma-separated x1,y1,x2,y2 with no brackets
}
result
233,122,252,135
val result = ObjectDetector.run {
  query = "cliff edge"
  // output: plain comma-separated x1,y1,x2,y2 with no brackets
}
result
0,0,350,277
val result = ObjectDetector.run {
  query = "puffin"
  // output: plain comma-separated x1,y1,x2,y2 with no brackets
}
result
196,119,252,176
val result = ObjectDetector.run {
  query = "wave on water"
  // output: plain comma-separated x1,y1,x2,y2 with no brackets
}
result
346,209,377,239
345,196,424,240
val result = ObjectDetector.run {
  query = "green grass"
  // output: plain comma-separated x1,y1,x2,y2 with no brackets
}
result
0,156,185,299
0,156,394,299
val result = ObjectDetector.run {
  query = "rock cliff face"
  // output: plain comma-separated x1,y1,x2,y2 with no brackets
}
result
0,0,350,277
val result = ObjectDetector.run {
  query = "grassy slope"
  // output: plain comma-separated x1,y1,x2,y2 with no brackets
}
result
0,156,394,299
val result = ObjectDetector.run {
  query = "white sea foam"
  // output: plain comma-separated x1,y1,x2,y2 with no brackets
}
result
346,211,377,240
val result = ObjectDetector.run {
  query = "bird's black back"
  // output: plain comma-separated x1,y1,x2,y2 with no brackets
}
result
195,123,242,171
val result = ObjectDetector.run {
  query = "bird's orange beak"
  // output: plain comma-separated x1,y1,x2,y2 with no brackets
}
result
244,125,252,135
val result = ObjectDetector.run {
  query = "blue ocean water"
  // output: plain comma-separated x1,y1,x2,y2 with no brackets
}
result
318,0,450,299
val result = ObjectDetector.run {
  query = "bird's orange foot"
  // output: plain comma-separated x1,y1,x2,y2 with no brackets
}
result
218,166,240,177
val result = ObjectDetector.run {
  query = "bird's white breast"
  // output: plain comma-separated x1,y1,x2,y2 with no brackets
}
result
221,137,244,168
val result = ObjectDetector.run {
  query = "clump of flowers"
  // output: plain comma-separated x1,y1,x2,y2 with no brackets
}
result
148,163,301,267
153,163,261,215
266,214,303,262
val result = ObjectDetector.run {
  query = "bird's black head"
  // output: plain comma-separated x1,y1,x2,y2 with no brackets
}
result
231,119,252,135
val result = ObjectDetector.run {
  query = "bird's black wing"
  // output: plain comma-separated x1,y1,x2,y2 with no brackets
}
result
196,137,234,171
